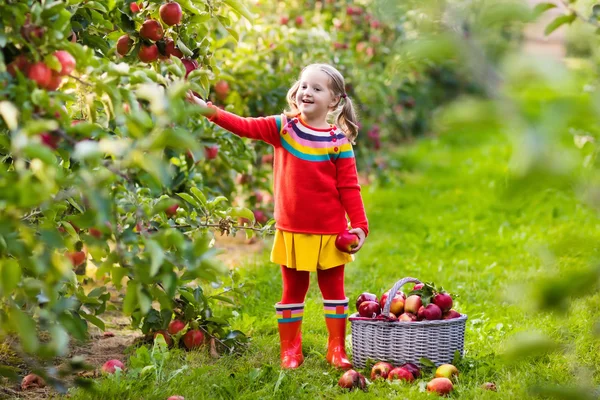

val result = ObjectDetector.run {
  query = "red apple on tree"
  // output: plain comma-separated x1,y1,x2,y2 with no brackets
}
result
183,329,204,349
253,209,268,224
101,359,125,374
181,58,198,78
7,55,30,77
67,251,86,267
423,303,442,320
165,39,184,58
355,292,377,311
295,16,304,26
46,73,63,91
140,20,164,41
138,44,159,63
204,145,218,160
159,1,182,26
335,230,359,253
338,369,366,391
358,300,380,318
427,377,453,395
41,132,60,149
404,295,422,314
89,228,102,238
215,80,229,100
433,293,453,313
280,16,289,25
168,319,186,335
165,204,179,217
28,62,52,88
387,367,414,382
370,361,393,380
130,2,141,13
53,50,75,76
117,35,133,56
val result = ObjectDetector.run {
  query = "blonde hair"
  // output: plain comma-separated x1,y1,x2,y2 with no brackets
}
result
285,63,359,144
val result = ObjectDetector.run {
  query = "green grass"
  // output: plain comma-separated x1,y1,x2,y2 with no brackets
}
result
65,131,600,399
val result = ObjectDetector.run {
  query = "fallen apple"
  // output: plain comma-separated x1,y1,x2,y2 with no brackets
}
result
433,293,453,313
400,362,421,378
423,303,442,320
21,374,46,390
338,369,366,391
183,329,204,349
335,230,359,253
481,382,497,391
426,377,453,395
168,319,186,335
167,397,185,400
355,292,377,311
435,364,459,381
101,359,125,374
358,300,380,318
387,367,414,382
370,361,393,380
404,295,422,314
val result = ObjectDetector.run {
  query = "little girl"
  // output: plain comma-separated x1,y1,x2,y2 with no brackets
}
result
187,63,369,370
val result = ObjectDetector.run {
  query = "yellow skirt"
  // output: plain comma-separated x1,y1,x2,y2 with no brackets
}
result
270,229,354,272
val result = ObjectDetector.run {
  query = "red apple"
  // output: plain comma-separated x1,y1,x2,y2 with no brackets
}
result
153,330,173,346
181,58,197,78
295,16,304,26
160,1,182,26
413,283,424,291
46,73,63,91
130,2,141,13
417,306,426,321
183,329,204,349
387,367,414,382
423,303,442,320
370,361,393,380
433,293,453,313
165,39,184,58
435,364,459,381
335,230,359,253
101,359,125,374
398,312,417,322
253,209,268,224
400,362,421,378
89,228,102,238
404,295,422,314
28,62,52,88
167,397,185,400
215,80,229,100
41,132,60,149
280,16,289,25
140,20,164,41
261,153,273,165
427,377,453,395
374,313,397,322
67,251,86,267
8,55,30,78
379,290,405,310
102,331,115,338
443,309,461,320
204,145,218,160
21,374,46,390
117,34,133,56
53,50,75,76
338,369,366,391
481,382,497,391
389,295,405,316
355,292,377,311
165,204,179,217
138,44,159,63
358,300,380,318
168,320,186,335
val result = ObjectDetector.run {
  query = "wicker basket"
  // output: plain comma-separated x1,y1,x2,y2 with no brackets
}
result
349,277,467,368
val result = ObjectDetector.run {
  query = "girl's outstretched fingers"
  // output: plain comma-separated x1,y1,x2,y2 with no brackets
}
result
348,228,366,253
186,90,207,107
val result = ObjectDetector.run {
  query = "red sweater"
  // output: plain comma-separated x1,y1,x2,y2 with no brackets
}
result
208,109,369,236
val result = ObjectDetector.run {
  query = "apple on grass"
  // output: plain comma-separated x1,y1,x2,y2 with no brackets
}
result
427,377,453,395
183,329,204,349
370,361,393,380
338,369,366,391
387,367,414,382
355,292,377,311
101,359,125,374
435,364,459,381
168,320,186,335
400,363,421,378
335,230,359,253
167,397,185,400
21,374,46,390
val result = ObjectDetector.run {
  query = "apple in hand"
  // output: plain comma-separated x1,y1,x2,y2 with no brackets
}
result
355,292,377,311
443,309,461,319
335,230,359,253
433,293,453,313
423,303,442,320
427,377,454,395
101,359,125,374
370,361,393,380
338,369,366,391
404,295,422,314
358,300,380,318
387,367,414,382
435,364,459,381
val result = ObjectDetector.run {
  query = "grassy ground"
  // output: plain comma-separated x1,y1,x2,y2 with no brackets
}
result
64,131,600,399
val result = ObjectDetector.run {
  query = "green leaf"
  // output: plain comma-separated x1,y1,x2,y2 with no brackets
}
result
177,192,201,208
223,0,254,21
0,259,21,294
229,207,255,222
544,13,576,36
9,308,39,353
123,281,138,315
80,311,106,331
211,294,235,305
190,187,207,206
533,2,556,17
145,239,164,277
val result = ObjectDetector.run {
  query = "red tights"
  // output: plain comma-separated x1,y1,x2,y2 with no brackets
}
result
280,265,345,303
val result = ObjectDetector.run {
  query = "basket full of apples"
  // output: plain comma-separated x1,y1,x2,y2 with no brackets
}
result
349,277,467,369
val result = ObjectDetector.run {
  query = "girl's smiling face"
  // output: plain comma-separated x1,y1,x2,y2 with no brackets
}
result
295,67,339,122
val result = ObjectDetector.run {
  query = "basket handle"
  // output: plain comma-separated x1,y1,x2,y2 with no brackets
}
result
382,277,422,316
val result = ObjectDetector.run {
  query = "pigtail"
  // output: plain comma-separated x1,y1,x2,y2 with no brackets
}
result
336,95,359,144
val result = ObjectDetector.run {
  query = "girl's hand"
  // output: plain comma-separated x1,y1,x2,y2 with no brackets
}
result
186,90,207,107
348,228,366,254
